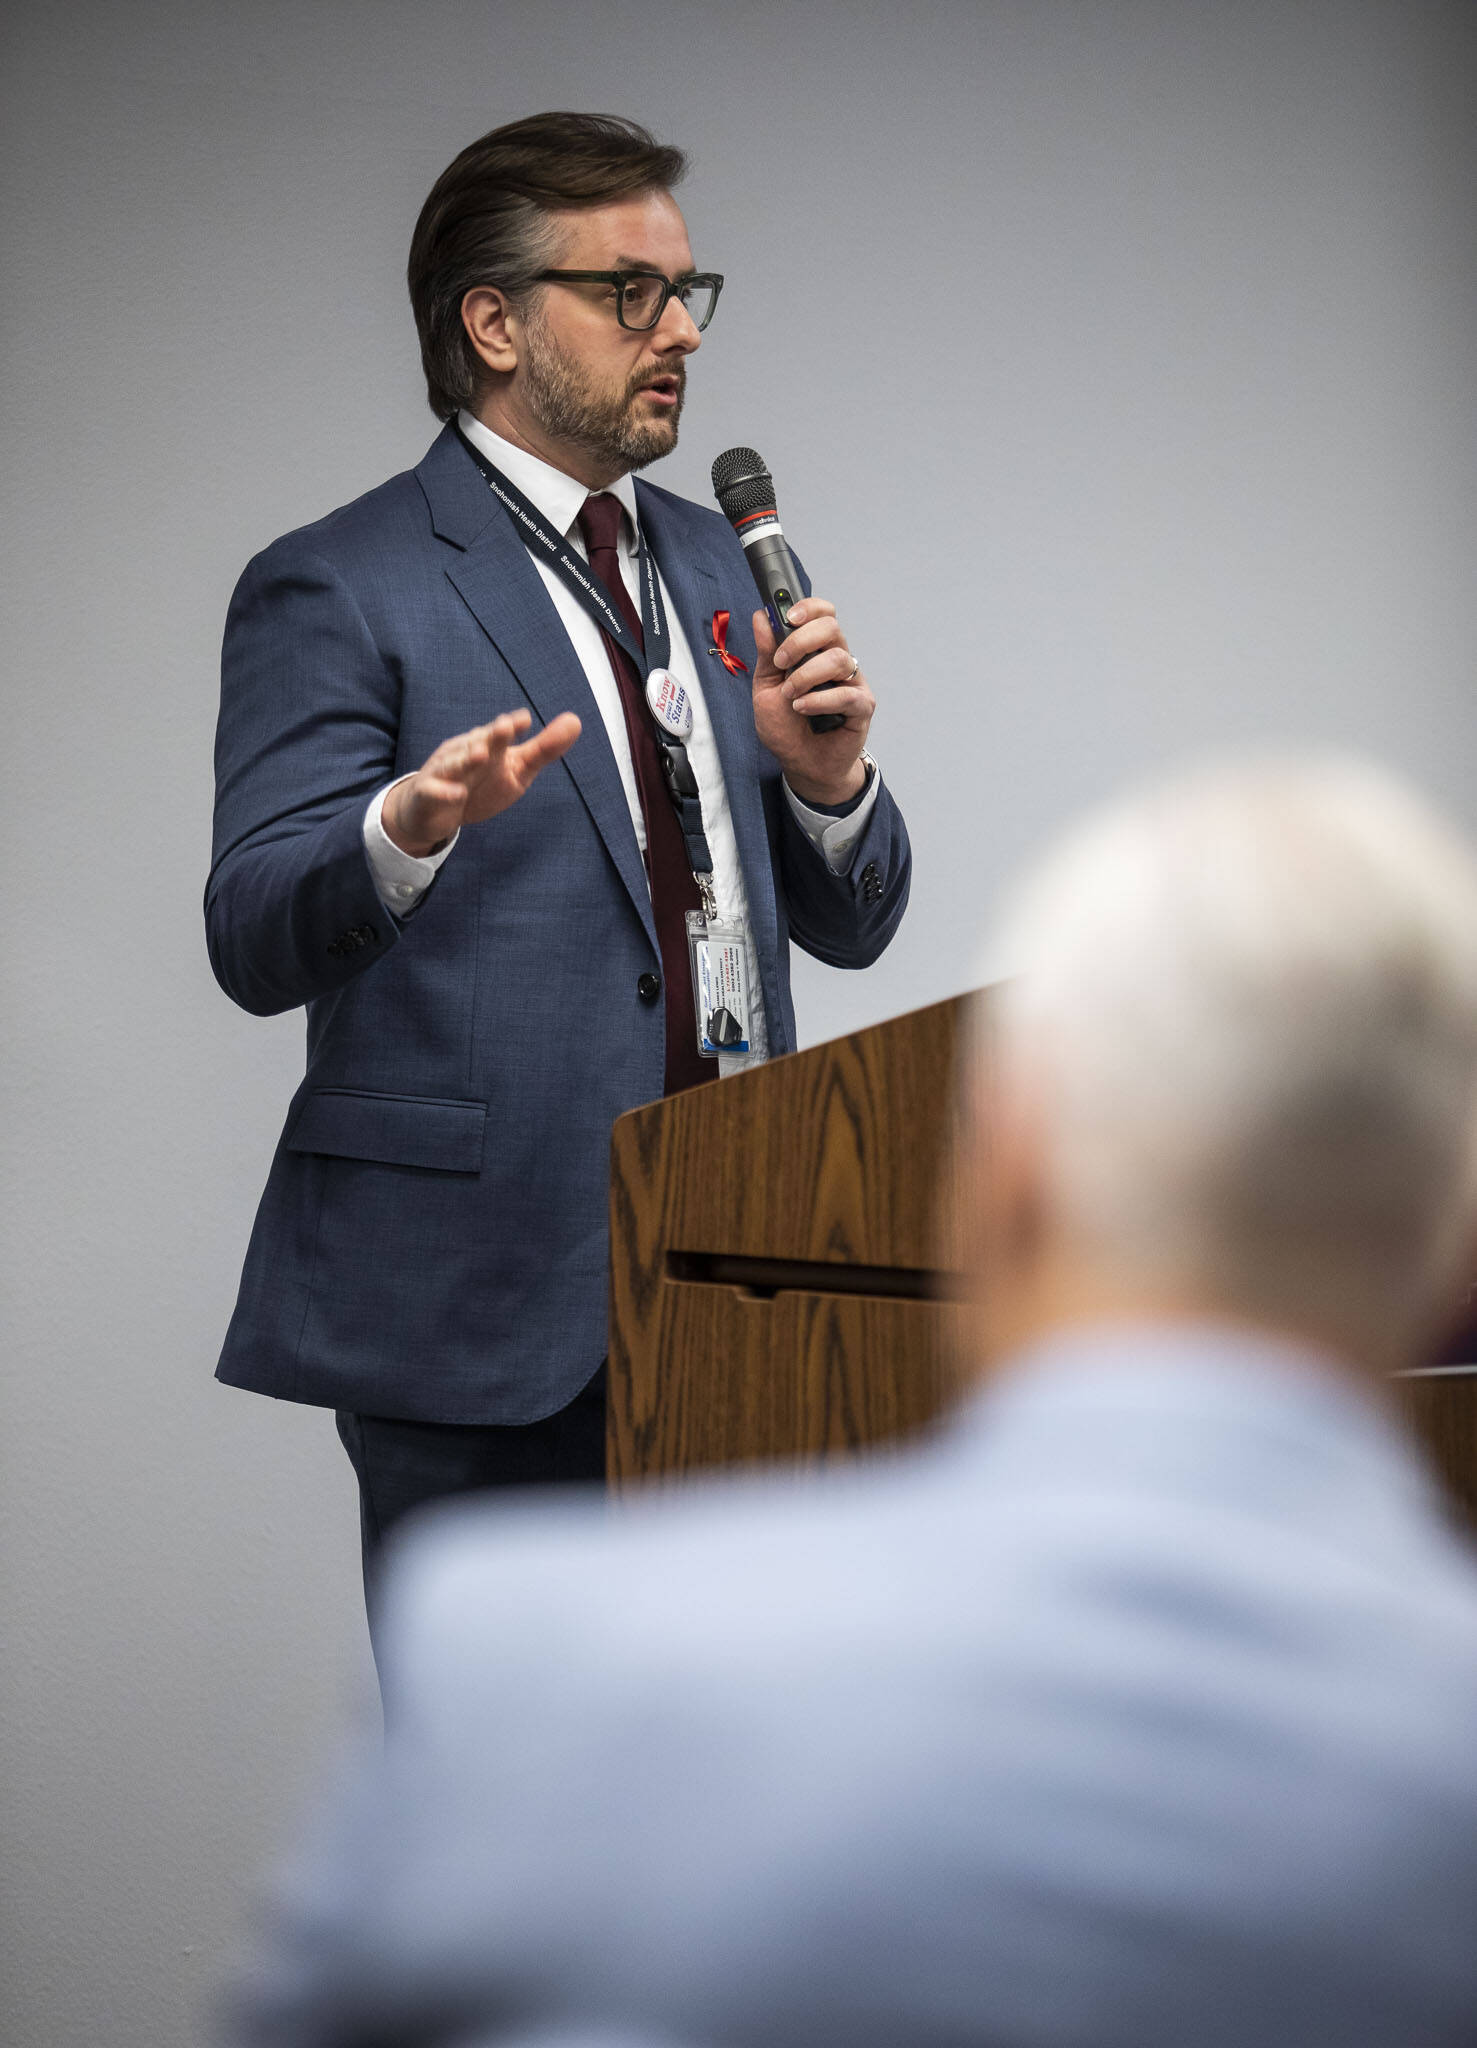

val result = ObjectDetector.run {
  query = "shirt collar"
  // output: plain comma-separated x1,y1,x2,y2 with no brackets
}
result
457,410,640,542
951,1318,1430,1506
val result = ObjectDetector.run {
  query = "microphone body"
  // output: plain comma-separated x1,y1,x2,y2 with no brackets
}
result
710,448,847,733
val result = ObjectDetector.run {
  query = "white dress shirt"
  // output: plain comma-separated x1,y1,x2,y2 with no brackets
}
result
362,414,882,1068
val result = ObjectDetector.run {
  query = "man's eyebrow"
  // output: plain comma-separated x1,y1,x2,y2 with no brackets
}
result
610,256,697,275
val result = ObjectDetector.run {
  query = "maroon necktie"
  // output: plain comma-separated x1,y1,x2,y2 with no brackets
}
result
576,494,714,1095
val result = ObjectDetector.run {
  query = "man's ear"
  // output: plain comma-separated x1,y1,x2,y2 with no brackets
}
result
461,286,521,380
963,1057,1053,1372
992,1081,1051,1272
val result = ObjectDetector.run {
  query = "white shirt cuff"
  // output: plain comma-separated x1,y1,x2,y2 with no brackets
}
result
363,779,458,910
782,759,881,875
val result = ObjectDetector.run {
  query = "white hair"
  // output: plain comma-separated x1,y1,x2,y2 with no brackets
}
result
984,756,1477,1355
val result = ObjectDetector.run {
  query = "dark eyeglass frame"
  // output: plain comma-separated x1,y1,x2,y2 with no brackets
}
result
534,268,725,332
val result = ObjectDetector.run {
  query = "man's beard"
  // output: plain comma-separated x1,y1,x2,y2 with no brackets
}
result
522,311,685,474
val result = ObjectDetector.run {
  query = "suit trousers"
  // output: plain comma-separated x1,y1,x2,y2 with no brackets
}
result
336,1362,607,1599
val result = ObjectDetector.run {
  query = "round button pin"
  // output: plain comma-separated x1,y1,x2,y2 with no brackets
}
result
645,667,693,740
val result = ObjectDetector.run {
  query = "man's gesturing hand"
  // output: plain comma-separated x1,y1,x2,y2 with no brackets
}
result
382,709,582,858
750,600,874,808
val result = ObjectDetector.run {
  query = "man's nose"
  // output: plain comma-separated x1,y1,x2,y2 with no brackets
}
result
654,294,702,353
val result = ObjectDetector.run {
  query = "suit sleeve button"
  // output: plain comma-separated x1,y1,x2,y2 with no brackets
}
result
637,972,661,1002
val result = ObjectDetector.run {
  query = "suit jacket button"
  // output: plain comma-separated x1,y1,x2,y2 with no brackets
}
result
637,972,661,1002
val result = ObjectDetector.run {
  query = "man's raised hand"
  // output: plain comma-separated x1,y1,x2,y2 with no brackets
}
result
382,709,582,857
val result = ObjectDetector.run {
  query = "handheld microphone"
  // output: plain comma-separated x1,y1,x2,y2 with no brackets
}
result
710,447,847,733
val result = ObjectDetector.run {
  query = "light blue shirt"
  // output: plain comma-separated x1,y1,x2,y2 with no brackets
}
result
232,1325,1477,2047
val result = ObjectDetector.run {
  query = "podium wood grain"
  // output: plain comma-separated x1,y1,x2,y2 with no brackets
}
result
608,993,974,1481
1396,1371,1477,1532
608,990,1477,1527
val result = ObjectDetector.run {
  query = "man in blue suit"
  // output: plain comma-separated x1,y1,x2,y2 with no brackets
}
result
233,758,1477,2047
207,113,910,1558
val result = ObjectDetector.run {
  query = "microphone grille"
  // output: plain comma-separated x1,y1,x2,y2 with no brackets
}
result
711,445,778,524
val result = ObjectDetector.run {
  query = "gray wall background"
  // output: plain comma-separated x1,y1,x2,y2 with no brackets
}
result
3,2,1475,2043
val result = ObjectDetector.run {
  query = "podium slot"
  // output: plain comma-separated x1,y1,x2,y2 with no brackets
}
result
665,1250,960,1302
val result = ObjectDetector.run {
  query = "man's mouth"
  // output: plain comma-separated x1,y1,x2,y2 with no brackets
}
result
638,374,683,408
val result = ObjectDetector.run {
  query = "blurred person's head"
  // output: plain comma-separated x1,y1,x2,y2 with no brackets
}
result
968,757,1477,1378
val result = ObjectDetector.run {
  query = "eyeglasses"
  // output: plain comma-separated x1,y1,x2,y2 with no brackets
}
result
534,269,724,333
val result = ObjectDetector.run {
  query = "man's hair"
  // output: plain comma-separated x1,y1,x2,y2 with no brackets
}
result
407,112,687,421
981,757,1477,1361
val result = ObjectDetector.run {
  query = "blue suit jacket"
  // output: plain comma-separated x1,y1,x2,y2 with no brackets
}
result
207,425,910,1422
233,1327,1477,2048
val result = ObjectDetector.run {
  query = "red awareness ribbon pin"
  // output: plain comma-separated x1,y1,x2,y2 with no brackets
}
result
710,609,749,675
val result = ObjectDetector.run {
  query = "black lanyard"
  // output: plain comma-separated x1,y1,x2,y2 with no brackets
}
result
455,422,672,672
455,424,714,885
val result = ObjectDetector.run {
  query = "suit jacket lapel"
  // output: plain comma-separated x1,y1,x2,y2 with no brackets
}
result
636,483,780,976
417,429,657,950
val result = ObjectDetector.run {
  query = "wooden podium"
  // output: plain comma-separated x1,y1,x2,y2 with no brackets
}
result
608,991,1477,1526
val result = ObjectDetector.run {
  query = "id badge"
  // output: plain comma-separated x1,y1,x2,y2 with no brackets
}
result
686,911,752,1057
